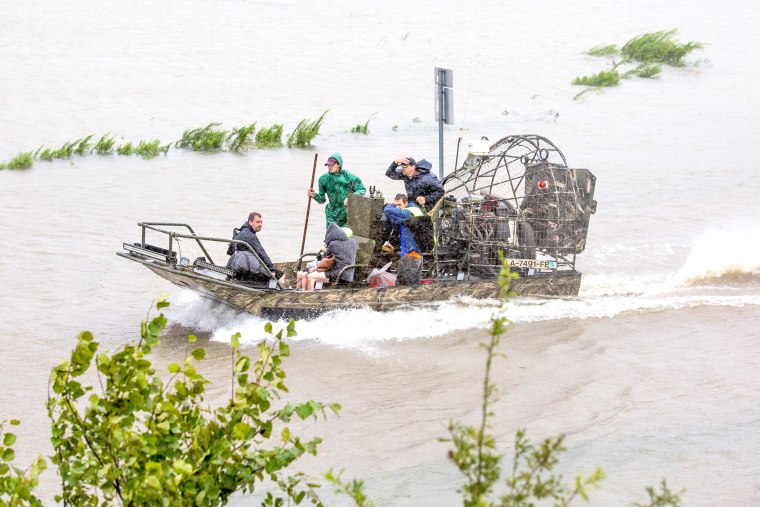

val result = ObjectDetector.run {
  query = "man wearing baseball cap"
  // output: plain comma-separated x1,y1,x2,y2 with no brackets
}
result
385,156,444,211
308,152,366,228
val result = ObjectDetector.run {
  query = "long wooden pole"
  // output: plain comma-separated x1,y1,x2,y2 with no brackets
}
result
300,153,319,257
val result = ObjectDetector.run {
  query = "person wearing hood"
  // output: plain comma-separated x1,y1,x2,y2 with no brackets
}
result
385,156,445,212
308,152,366,228
296,223,357,291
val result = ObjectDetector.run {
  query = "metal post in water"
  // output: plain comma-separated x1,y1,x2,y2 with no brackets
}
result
434,67,454,180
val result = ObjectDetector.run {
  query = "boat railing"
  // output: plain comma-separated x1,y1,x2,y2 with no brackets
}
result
130,222,282,288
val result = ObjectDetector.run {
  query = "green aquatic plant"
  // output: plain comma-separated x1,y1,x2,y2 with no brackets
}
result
572,69,621,87
350,120,370,134
71,135,94,156
255,124,284,148
621,29,703,66
38,148,55,161
1,152,34,170
586,44,619,57
287,110,328,148
91,133,116,155
116,142,134,156
574,29,704,100
624,63,663,79
47,297,339,506
175,122,229,151
227,122,257,152
134,139,169,159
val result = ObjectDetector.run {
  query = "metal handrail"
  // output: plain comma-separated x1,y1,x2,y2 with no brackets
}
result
135,222,282,289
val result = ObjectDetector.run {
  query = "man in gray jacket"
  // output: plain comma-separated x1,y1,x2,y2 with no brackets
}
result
228,211,284,283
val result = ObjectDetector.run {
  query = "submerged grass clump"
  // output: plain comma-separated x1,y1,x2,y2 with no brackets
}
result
572,69,621,87
134,139,170,159
350,120,370,134
287,111,327,148
573,29,704,100
621,29,703,66
586,44,618,57
92,133,116,155
1,113,332,173
175,123,229,151
255,124,283,148
1,151,34,170
228,122,256,152
117,142,134,156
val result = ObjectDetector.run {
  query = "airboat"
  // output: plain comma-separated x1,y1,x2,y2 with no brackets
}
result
117,135,597,319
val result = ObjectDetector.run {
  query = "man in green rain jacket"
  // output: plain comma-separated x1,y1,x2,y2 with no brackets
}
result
308,152,366,228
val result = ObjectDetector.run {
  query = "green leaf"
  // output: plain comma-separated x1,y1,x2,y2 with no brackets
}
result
172,459,194,475
191,348,205,360
231,332,241,349
188,334,197,343
3,432,16,446
168,363,181,373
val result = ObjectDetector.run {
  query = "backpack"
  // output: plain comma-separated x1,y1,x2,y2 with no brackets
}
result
226,227,242,256
405,215,435,253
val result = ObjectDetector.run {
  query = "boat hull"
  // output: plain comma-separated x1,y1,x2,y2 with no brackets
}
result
118,253,580,319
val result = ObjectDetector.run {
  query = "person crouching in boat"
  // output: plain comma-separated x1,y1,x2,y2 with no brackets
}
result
383,194,425,285
296,223,357,290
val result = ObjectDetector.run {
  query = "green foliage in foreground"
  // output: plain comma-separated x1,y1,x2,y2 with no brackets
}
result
573,29,704,100
444,255,683,507
116,141,134,156
0,420,46,506
0,264,684,506
288,111,328,148
0,152,34,170
46,296,339,506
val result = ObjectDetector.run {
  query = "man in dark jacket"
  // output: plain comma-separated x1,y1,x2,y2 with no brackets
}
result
230,212,284,282
385,157,445,212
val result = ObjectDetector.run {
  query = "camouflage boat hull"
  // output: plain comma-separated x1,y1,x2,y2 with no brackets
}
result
119,254,580,319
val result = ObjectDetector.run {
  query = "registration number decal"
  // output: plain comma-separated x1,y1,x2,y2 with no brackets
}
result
507,259,557,269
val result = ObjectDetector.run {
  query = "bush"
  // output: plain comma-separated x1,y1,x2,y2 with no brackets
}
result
287,111,327,148
0,420,46,506
47,297,339,506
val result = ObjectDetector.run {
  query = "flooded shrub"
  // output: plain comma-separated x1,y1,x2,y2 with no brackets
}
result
350,120,370,134
116,142,134,156
255,123,284,148
227,122,257,152
622,29,703,66
91,133,116,155
572,69,621,87
134,139,169,159
71,135,94,156
175,122,229,151
574,29,704,100
287,111,327,148
2,151,34,170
